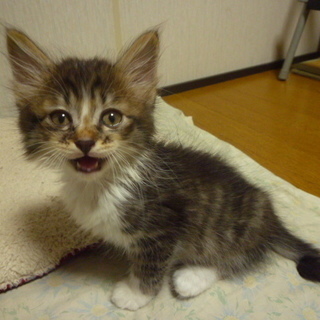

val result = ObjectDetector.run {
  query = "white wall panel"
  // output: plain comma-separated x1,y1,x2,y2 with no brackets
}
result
1,0,320,117
118,0,320,86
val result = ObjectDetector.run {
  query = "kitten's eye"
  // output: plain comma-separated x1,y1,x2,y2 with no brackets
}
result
101,109,122,128
49,110,72,128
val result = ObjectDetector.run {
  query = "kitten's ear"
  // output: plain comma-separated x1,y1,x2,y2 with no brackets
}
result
115,30,159,102
6,29,53,85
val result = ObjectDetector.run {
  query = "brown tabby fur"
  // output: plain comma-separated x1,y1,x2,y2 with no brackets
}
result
6,28,320,309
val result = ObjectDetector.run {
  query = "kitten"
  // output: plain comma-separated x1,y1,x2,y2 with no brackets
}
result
6,28,320,311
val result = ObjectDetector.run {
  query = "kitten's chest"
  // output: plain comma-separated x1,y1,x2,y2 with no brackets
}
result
63,181,134,249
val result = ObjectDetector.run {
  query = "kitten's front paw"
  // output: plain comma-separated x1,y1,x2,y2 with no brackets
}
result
111,278,153,311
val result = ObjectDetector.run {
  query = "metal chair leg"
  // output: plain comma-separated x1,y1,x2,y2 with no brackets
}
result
279,3,310,80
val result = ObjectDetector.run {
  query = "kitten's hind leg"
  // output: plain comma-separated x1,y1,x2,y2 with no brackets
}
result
172,266,218,299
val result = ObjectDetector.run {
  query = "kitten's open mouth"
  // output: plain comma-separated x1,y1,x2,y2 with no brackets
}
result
71,156,105,173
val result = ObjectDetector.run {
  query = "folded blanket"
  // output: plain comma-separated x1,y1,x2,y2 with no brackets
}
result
0,120,96,292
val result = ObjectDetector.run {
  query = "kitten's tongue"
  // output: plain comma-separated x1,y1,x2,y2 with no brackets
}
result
76,156,99,173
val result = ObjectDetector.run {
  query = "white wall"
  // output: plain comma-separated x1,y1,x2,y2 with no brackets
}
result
1,0,320,117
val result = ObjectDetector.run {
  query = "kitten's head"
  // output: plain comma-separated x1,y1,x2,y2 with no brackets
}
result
6,28,159,181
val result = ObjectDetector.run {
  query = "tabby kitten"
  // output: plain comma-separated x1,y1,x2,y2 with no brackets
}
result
7,28,320,311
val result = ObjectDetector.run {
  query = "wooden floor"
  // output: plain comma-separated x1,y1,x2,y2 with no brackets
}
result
163,70,320,198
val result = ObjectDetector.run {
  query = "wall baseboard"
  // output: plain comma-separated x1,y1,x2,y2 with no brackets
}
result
160,52,320,96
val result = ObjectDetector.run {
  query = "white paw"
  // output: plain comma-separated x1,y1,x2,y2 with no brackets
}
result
111,276,153,311
173,266,218,298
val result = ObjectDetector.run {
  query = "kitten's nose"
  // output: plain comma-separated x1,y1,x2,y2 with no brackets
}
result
75,140,95,155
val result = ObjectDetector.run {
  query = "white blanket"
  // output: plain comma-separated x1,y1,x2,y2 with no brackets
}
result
1,98,319,319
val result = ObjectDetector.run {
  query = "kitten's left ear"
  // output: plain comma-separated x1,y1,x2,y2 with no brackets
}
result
115,30,159,102
6,28,53,85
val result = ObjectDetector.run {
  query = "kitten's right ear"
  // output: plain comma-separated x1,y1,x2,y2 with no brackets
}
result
6,29,53,84
115,30,159,104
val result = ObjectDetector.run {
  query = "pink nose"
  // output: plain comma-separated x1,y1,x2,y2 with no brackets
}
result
75,140,95,154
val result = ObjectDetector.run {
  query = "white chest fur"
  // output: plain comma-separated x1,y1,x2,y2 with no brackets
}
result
62,178,134,249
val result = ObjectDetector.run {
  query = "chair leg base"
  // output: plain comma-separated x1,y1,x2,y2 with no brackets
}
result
278,3,310,80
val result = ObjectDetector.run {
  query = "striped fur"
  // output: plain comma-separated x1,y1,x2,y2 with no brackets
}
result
7,28,320,310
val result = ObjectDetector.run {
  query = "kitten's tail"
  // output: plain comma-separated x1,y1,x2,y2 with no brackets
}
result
270,226,320,282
